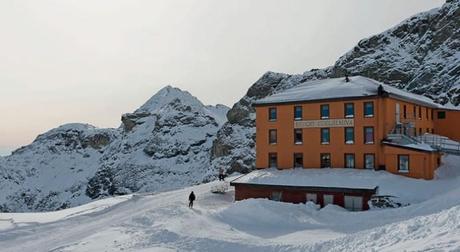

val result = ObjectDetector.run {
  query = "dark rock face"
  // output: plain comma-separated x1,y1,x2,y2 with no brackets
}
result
211,0,459,174
121,112,151,131
86,166,116,199
332,0,459,105
83,133,112,149
227,72,290,125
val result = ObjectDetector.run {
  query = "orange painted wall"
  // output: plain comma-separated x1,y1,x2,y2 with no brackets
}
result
255,98,380,169
434,110,460,141
383,145,440,179
382,98,435,136
255,96,439,179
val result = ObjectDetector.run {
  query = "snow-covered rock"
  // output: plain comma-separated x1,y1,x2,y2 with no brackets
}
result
331,0,460,105
0,124,117,212
211,0,460,173
0,86,229,212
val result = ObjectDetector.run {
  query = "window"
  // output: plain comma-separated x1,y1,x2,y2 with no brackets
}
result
426,128,430,133
426,108,429,119
364,102,374,117
418,106,422,119
431,109,434,120
320,153,331,168
294,153,303,168
269,129,277,144
271,191,282,201
294,129,303,144
345,103,354,118
398,155,409,172
419,128,422,136
323,194,334,206
403,105,407,119
345,127,354,144
438,111,446,119
294,106,302,120
413,106,417,118
344,196,363,211
306,193,317,203
321,128,330,144
364,127,374,144
269,153,277,168
344,154,355,168
320,104,330,119
269,107,277,121
364,154,375,169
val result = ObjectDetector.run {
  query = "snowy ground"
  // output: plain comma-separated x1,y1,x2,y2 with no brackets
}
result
1,156,460,251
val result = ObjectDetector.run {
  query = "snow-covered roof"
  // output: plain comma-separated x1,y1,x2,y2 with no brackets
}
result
254,76,447,109
383,141,436,152
231,168,380,190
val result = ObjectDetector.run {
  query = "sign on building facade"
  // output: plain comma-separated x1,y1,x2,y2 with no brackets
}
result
294,119,354,128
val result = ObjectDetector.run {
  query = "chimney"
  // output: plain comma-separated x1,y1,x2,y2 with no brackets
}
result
377,85,388,97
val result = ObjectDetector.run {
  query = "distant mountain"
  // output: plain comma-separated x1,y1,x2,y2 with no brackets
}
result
0,86,228,212
211,0,459,173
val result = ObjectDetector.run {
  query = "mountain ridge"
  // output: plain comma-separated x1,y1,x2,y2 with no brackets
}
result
0,86,229,212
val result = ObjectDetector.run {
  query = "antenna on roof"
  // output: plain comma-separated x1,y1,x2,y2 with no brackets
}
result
345,73,350,83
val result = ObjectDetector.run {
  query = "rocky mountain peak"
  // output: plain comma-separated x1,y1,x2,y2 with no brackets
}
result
135,85,205,114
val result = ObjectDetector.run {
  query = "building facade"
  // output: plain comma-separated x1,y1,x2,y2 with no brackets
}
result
253,76,460,180
231,182,377,211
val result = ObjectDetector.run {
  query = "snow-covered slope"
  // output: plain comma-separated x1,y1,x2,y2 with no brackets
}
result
1,156,460,251
0,86,229,212
211,0,460,173
0,124,117,212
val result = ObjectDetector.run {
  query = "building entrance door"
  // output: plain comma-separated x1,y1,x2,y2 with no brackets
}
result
323,194,334,206
306,193,317,203
344,196,363,211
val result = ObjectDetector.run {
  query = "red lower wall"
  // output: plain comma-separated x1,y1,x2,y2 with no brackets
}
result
234,184,374,210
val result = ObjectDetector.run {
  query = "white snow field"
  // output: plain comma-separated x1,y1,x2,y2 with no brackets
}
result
1,156,460,252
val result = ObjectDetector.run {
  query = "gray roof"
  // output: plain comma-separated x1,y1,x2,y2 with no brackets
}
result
255,76,449,109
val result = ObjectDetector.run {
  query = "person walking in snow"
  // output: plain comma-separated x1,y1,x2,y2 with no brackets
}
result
218,168,225,181
188,191,196,208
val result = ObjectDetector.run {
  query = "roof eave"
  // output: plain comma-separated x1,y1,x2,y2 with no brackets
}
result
382,141,438,153
253,95,379,107
230,181,378,194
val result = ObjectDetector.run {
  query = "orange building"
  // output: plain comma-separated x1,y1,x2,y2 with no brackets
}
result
253,76,460,180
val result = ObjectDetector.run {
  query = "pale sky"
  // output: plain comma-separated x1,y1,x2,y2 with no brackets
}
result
0,0,445,155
